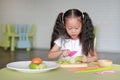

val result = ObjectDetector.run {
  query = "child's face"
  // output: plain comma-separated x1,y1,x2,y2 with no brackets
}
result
65,17,82,40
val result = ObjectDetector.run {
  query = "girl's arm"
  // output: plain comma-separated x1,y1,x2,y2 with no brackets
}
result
48,44,63,59
87,50,98,62
82,50,98,63
48,44,70,59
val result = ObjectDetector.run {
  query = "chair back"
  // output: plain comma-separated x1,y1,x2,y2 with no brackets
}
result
94,26,98,48
24,24,31,33
16,24,31,49
29,24,35,36
1,24,6,34
17,33,31,48
0,24,11,49
15,24,21,34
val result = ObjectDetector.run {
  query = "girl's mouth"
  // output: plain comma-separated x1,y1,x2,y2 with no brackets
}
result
71,34,77,37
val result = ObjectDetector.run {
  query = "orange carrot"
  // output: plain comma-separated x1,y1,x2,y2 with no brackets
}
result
68,65,99,71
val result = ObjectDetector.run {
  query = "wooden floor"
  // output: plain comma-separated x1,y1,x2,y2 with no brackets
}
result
0,48,120,69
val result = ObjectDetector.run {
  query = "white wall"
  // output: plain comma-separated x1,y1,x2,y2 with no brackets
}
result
0,0,120,52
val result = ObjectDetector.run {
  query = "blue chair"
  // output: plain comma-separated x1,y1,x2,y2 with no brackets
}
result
15,24,21,34
24,24,31,33
15,24,31,51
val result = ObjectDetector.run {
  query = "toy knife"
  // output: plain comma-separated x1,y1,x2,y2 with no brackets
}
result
69,51,77,57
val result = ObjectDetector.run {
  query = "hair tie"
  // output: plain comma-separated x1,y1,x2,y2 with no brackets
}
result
82,12,84,19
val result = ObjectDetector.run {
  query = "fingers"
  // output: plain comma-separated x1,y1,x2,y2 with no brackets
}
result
82,55,88,63
61,50,89,63
62,49,70,57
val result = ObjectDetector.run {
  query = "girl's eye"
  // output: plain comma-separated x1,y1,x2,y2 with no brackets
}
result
75,27,79,29
68,28,72,30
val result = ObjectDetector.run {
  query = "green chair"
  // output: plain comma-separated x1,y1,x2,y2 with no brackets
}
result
28,24,36,46
94,26,98,49
29,24,36,37
0,24,11,50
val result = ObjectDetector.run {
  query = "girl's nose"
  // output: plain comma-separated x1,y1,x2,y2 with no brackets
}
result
72,29,76,33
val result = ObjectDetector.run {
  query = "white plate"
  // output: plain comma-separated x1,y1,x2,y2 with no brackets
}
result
6,61,59,73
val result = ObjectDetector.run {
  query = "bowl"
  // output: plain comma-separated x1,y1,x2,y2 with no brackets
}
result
97,60,112,67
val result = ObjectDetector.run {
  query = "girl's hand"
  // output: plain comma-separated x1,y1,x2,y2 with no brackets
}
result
62,49,70,57
82,55,88,63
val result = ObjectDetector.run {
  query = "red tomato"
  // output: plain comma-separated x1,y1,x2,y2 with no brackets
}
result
31,57,42,64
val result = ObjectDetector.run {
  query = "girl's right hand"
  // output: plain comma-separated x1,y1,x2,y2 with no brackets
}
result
61,49,70,57
82,55,88,63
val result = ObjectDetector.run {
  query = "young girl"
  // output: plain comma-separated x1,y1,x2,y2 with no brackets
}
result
48,9,98,63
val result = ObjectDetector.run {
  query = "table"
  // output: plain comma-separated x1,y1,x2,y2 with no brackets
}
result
0,64,120,80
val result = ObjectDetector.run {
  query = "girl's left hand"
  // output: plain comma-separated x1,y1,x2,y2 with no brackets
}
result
82,55,88,63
